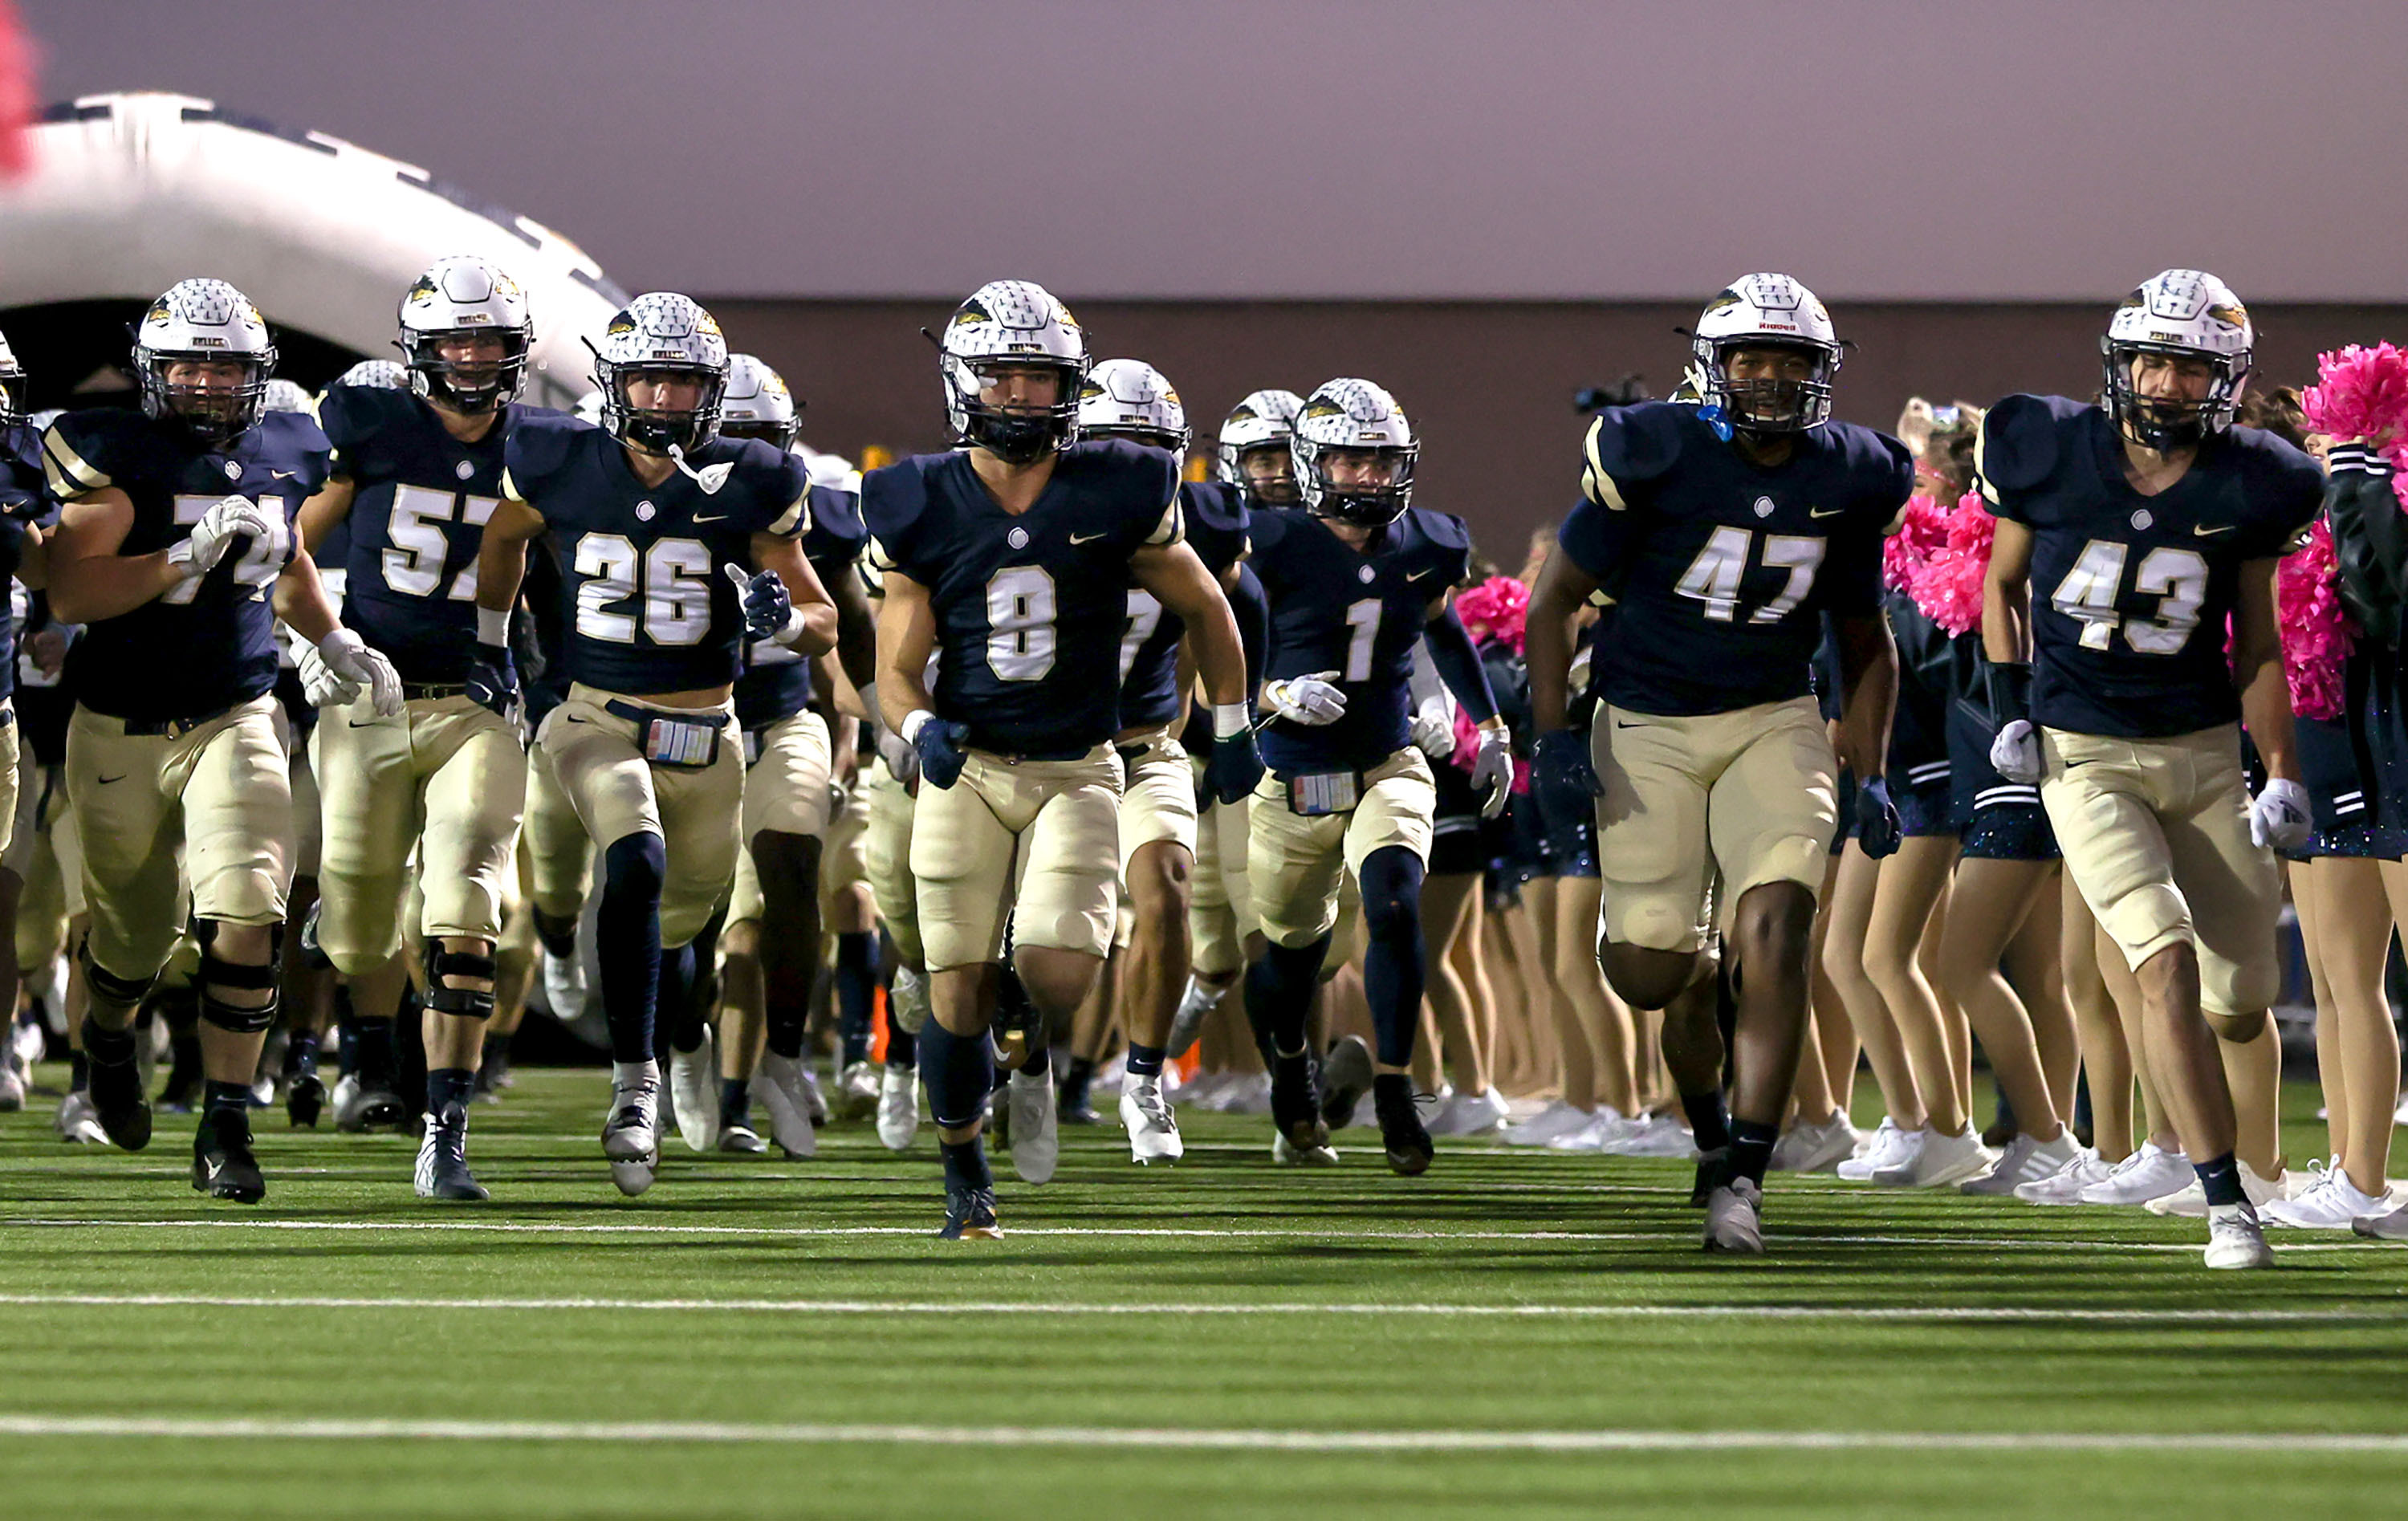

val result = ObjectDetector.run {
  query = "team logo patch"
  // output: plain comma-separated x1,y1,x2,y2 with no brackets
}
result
223,460,242,480
952,299,992,327
2131,509,2153,531
1753,495,1775,519
636,501,656,522
606,313,638,336
405,276,440,307
1357,564,1375,584
1007,527,1030,550
454,460,474,481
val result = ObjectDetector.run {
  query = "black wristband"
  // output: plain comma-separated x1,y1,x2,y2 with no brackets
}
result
1986,661,2031,726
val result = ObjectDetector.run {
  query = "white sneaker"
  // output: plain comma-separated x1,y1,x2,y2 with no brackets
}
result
1961,1132,2083,1196
2396,1092,2408,1127
1503,1100,1594,1148
889,966,930,1035
2353,1199,2408,1240
2016,1148,2118,1204
54,1090,107,1145
2261,1161,2390,1229
2203,1202,2275,1269
1770,1114,1860,1173
1119,1073,1184,1165
1546,1108,1636,1153
752,1051,819,1158
876,1064,919,1152
836,1060,881,1122
1599,1112,1698,1158
542,946,588,1023
1435,1086,1509,1138
601,1062,661,1197
2076,1141,2193,1206
1892,1125,1993,1188
669,1031,718,1153
1006,1068,1058,1184
1835,1117,1914,1181
2144,1160,2284,1218
1702,1177,1765,1255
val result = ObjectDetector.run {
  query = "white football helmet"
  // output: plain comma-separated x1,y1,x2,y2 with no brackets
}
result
719,354,799,452
132,279,279,447
1687,273,1842,434
1292,378,1417,527
589,292,730,454
1216,388,1304,505
335,359,410,390
938,279,1088,463
262,379,312,414
397,255,533,415
2101,269,2253,449
1076,358,1189,453
0,331,22,430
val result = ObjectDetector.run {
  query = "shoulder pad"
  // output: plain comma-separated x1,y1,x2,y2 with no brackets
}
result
1585,402,1686,482
860,456,935,571
1180,480,1247,573
803,482,867,563
1832,422,1918,510
1410,507,1472,553
1975,394,2085,497
258,411,332,491
41,409,152,499
502,410,592,503
313,382,406,456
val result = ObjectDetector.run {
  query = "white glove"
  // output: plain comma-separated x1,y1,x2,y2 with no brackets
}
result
877,723,920,787
1990,718,2043,785
295,641,358,708
1409,697,1455,758
170,495,279,581
228,510,291,592
1470,726,1514,820
1264,670,1347,726
2249,778,2312,852
318,629,404,718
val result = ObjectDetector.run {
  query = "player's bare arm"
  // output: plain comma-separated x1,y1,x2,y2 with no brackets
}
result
1131,539,1246,706
46,487,188,623
1829,610,1898,781
2232,555,2297,783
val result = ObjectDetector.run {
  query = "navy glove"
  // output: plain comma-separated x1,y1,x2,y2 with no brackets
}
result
1855,775,1902,860
1207,727,1266,806
724,564,795,642
466,642,519,722
1532,729,1601,838
909,713,970,790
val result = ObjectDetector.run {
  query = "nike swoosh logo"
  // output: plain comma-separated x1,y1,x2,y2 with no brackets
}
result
691,513,729,524
1070,531,1108,545
205,1159,224,1180
1407,568,1439,583
1808,506,1845,519
95,773,124,785
1613,719,1644,730
270,470,296,481
2193,524,2235,536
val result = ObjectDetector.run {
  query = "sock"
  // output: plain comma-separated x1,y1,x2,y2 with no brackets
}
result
1021,1042,1051,1079
353,1018,396,1085
940,1136,994,1193
69,1050,90,1092
1357,848,1427,1068
834,932,878,1067
2195,1151,2247,1208
1243,937,1329,1063
287,1029,319,1076
886,1023,917,1071
336,1015,359,1077
719,1077,750,1129
1681,1088,1731,1153
533,911,578,961
596,834,667,1065
426,1067,474,1118
1060,1055,1094,1109
1729,1117,1779,1187
1125,1042,1165,1080
81,1019,134,1069
917,1021,994,1133
201,1079,250,1117
663,943,704,1054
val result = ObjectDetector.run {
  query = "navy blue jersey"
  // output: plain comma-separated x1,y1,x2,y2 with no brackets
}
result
43,408,327,722
1563,402,1914,717
0,437,49,705
1979,394,2322,738
864,441,1182,755
734,480,864,732
1251,506,1471,775
503,413,808,699
1885,591,1954,781
321,384,564,684
1120,478,1248,733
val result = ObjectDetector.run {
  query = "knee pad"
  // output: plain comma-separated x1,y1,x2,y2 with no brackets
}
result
200,987,279,1035
423,939,498,1019
192,918,284,1033
78,935,159,1009
603,832,667,907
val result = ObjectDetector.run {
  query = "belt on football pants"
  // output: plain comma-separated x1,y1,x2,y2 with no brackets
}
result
122,700,239,738
401,681,467,702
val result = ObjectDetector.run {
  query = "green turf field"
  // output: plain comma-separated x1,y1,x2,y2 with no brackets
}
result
2,1067,2405,1519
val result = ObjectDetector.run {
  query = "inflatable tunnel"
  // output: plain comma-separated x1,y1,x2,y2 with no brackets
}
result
0,91,627,409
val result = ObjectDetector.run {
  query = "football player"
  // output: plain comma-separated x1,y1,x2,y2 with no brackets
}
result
862,279,1260,1238
0,335,48,1112
295,255,547,1200
1527,275,1912,1254
474,293,836,1196
1978,270,2321,1267
1243,378,1511,1176
42,279,403,1202
698,355,877,1156
1074,358,1251,1163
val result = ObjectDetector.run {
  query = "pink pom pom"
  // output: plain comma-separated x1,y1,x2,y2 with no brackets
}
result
1885,494,1953,592
1449,704,1479,772
2278,519,2358,721
1900,492,1995,636
2306,344,2408,448
1454,575,1530,654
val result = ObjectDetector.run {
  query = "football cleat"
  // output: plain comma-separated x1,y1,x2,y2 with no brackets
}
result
877,1063,920,1151
413,1104,490,1202
1119,1073,1184,1165
87,1055,153,1152
836,1060,881,1123
1271,1128,1340,1166
542,945,589,1025
0,1060,22,1112
332,1072,406,1133
2203,1202,2275,1269
717,1122,768,1155
1373,1076,1435,1177
192,1108,266,1203
938,1185,1003,1241
753,1051,820,1158
284,1068,325,1129
1270,1051,1338,1164
54,1090,108,1145
1005,1068,1059,1185
601,1065,662,1198
1317,1035,1373,1129
1769,1113,1860,1173
1702,1177,1766,1255
669,1030,719,1153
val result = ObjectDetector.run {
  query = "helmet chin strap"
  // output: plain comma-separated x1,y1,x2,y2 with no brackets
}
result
665,443,730,494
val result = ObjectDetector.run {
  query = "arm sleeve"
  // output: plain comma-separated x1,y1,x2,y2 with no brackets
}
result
1422,604,1499,724
1227,559,1269,692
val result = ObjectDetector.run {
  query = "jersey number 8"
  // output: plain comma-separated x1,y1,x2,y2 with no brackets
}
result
986,565,1057,681
2049,540,2207,655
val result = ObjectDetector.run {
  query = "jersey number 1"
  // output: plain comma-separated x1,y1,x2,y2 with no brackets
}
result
1674,527,1824,624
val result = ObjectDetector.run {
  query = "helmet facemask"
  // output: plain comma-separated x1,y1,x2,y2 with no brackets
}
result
140,352,275,449
719,417,799,452
2101,340,2246,452
946,354,1085,465
599,360,726,455
1296,439,1417,527
0,365,22,432
401,327,530,416
1232,443,1301,507
1695,337,1838,436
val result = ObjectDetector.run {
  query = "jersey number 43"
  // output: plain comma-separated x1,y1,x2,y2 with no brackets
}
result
2049,540,2207,654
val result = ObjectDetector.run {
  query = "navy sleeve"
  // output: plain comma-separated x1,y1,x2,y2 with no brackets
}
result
39,410,144,502
315,384,381,481
1227,559,1269,692
502,411,585,509
1974,394,2074,518
860,461,928,576
1418,510,1474,588
1423,604,1499,722
2236,435,2325,560
803,482,866,570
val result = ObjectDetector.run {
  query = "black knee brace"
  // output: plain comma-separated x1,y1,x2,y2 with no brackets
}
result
78,935,158,1009
193,919,284,1035
423,940,498,1019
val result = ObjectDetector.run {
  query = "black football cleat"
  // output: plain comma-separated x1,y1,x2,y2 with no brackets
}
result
87,1055,153,1152
413,1104,490,1201
1373,1075,1434,1177
1270,1051,1338,1165
193,1108,266,1203
286,1068,326,1129
938,1185,1002,1240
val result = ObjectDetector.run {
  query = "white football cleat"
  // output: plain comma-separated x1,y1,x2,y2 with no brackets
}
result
54,1090,108,1145
836,1060,881,1122
876,1063,920,1151
2203,1202,2275,1269
601,1063,661,1198
542,945,588,1023
1119,1072,1184,1165
1006,1068,1059,1184
0,1059,23,1112
2015,1149,2117,1204
1271,1129,1340,1165
2076,1141,2193,1206
752,1051,819,1158
1770,1113,1860,1173
2260,1161,2388,1229
2144,1160,2284,1218
1960,1132,2083,1196
1891,1124,1992,1188
1598,1112,1698,1158
669,1029,718,1153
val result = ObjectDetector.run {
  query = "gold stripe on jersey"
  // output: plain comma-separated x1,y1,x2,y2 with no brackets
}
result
40,426,110,498
1971,414,2002,506
1145,494,1183,547
1580,417,1627,512
767,493,809,537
